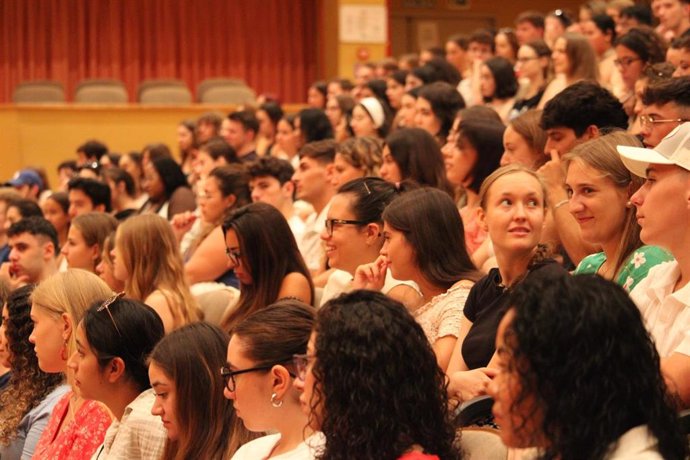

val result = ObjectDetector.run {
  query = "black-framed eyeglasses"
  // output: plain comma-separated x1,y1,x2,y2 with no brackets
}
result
97,292,125,336
639,114,690,128
225,247,241,266
324,218,367,236
220,362,296,392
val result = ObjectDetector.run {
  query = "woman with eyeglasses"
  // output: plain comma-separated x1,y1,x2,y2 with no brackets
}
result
221,203,313,333
356,187,481,371
320,178,420,308
112,214,201,334
29,270,114,460
564,131,672,291
225,299,323,459
511,40,551,118
67,294,167,459
0,285,66,459
149,322,256,460
613,27,666,115
294,290,461,460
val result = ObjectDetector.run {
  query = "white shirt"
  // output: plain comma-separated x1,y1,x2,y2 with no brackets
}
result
606,425,663,459
90,389,167,460
231,432,324,460
288,214,306,247
298,202,331,272
319,269,420,308
630,261,690,357
506,425,663,459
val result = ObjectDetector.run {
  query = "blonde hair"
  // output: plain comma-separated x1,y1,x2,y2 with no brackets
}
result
478,164,551,265
116,214,201,329
563,131,644,279
31,270,113,379
479,164,548,210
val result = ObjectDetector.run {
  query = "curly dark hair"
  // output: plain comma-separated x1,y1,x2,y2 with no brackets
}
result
312,290,461,460
0,285,64,445
503,273,687,460
540,81,628,136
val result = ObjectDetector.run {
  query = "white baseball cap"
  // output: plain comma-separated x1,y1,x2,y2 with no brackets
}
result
617,122,690,177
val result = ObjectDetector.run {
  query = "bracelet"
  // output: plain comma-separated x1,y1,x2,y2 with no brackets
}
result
553,199,569,210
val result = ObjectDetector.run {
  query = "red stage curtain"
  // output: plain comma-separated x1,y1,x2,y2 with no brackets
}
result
0,0,317,103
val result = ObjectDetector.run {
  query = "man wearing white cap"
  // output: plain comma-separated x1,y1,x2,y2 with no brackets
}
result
618,122,690,408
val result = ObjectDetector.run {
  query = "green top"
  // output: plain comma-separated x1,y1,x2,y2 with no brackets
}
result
574,245,674,292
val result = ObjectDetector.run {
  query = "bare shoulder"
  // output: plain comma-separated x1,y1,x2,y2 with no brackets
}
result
278,272,313,304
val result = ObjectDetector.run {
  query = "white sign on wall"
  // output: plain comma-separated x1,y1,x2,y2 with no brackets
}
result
339,5,387,44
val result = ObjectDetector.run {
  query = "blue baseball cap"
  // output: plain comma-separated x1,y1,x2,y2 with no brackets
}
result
5,169,44,189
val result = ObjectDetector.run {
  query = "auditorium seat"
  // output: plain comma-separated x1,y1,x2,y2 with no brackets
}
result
193,285,239,325
138,79,192,104
12,80,65,103
74,79,128,104
197,78,256,104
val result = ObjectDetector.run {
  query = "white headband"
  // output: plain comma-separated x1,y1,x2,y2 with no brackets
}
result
359,97,385,129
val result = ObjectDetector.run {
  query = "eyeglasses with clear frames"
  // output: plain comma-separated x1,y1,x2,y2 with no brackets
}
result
639,114,690,129
293,353,313,381
97,292,125,336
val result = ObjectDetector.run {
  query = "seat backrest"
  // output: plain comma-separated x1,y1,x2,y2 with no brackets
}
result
197,77,247,101
74,79,128,104
460,427,508,460
139,85,192,104
194,286,240,326
136,79,188,102
13,80,65,103
200,85,256,105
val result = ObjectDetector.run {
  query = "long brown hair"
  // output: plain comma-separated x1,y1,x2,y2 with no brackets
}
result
116,214,201,329
220,203,313,333
150,323,256,460
383,187,481,289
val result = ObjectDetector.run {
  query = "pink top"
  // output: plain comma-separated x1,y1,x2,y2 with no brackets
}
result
462,208,487,255
32,391,112,460
398,453,440,460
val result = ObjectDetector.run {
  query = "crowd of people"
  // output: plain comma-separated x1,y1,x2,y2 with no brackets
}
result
1,0,690,458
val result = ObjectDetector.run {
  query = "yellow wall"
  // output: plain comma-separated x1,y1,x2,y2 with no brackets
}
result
0,104,304,188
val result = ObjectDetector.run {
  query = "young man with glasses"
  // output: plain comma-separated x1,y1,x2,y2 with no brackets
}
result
640,76,690,147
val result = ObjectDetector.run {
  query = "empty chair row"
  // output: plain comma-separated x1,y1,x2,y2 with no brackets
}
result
11,78,257,105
